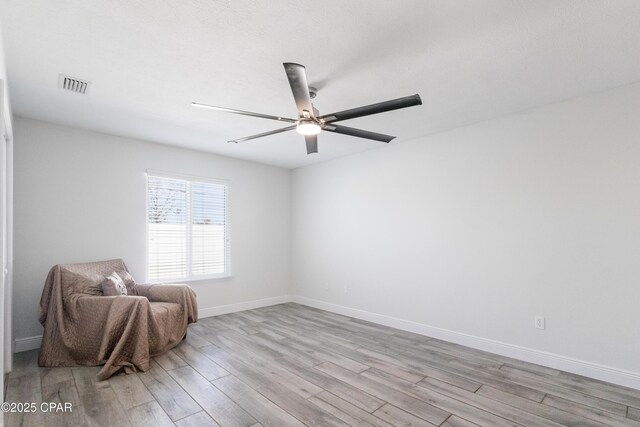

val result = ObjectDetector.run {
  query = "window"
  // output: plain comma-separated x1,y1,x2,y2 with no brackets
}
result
146,172,230,282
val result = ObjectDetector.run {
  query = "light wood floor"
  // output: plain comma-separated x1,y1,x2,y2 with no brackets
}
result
4,303,640,426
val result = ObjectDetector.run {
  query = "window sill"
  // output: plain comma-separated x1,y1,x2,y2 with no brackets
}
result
148,274,233,284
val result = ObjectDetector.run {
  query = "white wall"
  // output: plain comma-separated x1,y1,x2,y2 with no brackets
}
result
0,92,6,422
13,117,291,341
0,25,11,138
0,22,13,422
292,82,640,375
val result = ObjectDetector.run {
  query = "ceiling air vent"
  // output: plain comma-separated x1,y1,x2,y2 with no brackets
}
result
58,74,90,94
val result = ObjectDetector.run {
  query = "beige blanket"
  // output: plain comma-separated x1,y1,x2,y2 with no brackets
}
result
38,259,197,380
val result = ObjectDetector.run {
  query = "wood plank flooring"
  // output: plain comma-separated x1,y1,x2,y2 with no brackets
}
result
4,303,640,426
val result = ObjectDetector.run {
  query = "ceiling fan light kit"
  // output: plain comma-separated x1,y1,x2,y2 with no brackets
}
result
193,62,422,154
296,119,321,136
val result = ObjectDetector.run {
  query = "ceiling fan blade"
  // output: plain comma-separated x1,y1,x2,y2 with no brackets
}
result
192,102,297,123
320,94,422,123
305,135,318,154
323,124,395,143
228,125,296,143
283,63,314,116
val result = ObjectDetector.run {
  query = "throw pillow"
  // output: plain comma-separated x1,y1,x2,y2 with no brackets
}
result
101,271,128,296
116,269,136,290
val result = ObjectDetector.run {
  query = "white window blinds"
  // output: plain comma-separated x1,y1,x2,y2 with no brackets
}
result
146,173,230,282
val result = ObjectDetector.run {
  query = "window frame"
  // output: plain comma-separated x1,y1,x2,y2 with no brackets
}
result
145,170,232,283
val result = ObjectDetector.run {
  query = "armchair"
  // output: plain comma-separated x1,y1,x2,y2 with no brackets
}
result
38,259,198,380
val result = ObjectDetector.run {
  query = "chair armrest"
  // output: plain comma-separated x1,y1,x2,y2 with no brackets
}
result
132,284,198,323
132,283,193,303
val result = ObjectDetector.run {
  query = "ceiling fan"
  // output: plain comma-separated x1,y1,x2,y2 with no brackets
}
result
192,62,422,154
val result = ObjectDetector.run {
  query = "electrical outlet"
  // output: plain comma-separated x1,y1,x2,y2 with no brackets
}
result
534,316,545,330
343,285,348,293
324,281,329,291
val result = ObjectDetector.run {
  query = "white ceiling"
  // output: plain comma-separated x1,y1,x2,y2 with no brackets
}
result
2,1,640,169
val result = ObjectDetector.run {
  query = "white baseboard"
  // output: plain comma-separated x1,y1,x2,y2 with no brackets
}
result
14,335,42,353
198,295,293,318
291,295,640,391
13,295,293,354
